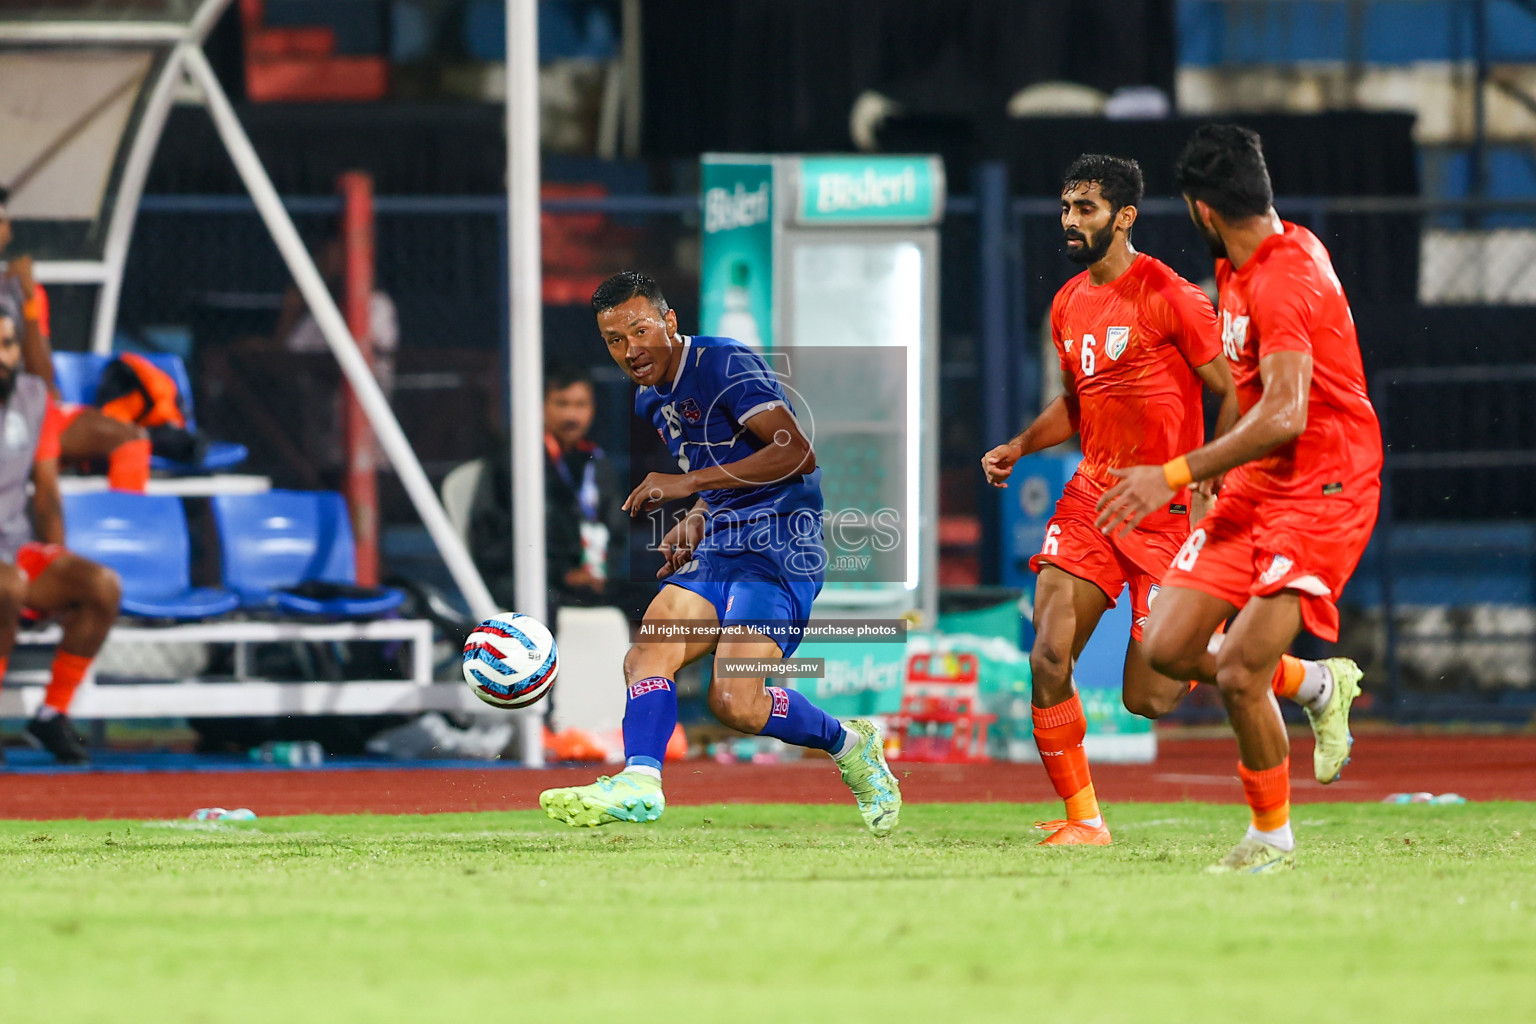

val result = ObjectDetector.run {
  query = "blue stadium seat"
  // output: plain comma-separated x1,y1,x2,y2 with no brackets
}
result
50,352,110,407
211,490,405,618
50,352,249,474
62,492,241,619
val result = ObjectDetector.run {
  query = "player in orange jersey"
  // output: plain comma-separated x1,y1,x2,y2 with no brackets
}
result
1097,126,1382,873
984,154,1359,848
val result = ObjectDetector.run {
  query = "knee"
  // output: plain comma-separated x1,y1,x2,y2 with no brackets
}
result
1029,640,1073,689
706,685,759,733
1142,623,1197,680
622,643,661,682
623,641,683,685
1123,688,1179,720
1213,650,1267,697
0,567,26,613
89,565,122,614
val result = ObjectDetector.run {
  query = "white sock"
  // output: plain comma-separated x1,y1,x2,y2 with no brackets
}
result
1076,815,1104,828
832,726,860,761
35,705,59,722
624,764,661,780
1294,660,1334,713
1245,822,1295,852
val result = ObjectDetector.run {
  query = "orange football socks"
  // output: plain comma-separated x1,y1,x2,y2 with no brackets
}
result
43,651,92,714
1270,654,1306,699
1238,757,1291,833
108,438,152,492
1033,693,1100,823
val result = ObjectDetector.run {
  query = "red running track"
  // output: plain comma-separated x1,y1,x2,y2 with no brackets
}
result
1,734,1532,821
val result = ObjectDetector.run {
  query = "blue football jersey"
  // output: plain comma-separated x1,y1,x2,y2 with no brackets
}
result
634,335,823,524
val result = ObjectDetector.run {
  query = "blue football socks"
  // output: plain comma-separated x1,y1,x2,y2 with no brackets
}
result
622,676,677,773
757,686,847,752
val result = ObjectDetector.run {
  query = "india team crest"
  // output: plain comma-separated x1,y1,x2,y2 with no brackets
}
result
1105,326,1130,361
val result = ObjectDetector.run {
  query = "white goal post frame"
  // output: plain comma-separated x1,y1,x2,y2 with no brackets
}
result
2,1,549,764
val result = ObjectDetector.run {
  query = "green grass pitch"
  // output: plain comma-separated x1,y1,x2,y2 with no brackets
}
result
1,802,1531,1023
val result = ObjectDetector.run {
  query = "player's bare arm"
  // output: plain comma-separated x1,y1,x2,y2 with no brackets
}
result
30,454,64,545
624,404,815,515
655,498,708,579
982,370,1079,487
7,256,56,392
1094,350,1312,535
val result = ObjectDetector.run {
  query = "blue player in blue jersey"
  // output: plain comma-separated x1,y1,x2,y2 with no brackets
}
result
539,271,902,835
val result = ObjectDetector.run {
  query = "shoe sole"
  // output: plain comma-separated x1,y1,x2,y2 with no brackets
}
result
1038,832,1113,846
539,789,662,828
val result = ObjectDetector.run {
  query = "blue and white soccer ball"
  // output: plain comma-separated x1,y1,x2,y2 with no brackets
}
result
461,612,559,709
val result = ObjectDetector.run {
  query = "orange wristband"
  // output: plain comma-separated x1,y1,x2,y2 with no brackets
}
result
22,297,41,321
1162,455,1192,490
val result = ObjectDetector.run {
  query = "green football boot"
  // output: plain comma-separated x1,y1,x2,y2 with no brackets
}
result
540,770,665,827
1205,836,1297,875
1308,658,1363,784
833,719,902,837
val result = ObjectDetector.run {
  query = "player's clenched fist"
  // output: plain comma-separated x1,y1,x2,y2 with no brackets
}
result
981,441,1024,488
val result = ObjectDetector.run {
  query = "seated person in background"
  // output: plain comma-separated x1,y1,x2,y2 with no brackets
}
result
269,235,399,479
0,188,151,491
272,236,398,392
470,364,651,623
0,303,122,765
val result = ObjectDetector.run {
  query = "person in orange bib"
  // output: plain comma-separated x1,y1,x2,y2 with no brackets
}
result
1097,126,1380,872
0,304,122,765
983,154,1363,848
0,188,151,492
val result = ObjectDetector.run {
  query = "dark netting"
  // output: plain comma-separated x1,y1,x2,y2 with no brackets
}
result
108,198,705,530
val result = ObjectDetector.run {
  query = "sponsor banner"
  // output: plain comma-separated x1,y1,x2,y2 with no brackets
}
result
700,157,774,348
794,156,944,226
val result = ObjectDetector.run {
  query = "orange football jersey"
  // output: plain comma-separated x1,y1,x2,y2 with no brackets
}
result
1050,253,1222,489
1214,222,1382,501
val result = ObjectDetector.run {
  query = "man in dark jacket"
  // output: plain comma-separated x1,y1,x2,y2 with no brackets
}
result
470,365,649,621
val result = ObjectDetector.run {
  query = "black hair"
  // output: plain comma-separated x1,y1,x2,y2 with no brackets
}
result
591,270,670,318
0,186,9,206
544,363,593,395
1175,124,1274,221
1062,154,1144,214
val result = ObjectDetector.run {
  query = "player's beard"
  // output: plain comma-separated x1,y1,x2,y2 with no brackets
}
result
1195,217,1228,260
1063,223,1113,266
0,368,15,402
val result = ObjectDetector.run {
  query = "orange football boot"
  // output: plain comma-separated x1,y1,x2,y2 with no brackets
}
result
1035,819,1113,846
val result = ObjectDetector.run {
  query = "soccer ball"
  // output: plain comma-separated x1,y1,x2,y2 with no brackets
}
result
461,613,559,709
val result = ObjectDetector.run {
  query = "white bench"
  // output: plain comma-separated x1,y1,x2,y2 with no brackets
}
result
0,618,483,719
